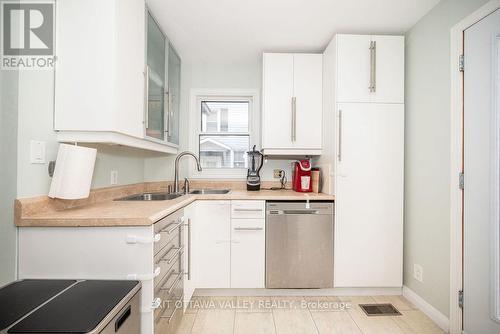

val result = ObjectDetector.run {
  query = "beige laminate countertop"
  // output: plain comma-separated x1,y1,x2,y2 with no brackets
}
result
16,190,335,227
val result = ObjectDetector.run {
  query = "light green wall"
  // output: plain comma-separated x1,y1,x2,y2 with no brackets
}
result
16,71,149,198
404,0,490,317
0,69,19,286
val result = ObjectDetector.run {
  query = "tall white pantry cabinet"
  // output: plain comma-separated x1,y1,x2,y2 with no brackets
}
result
322,34,405,287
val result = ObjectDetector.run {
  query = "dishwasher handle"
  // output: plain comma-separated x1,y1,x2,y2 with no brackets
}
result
268,210,320,215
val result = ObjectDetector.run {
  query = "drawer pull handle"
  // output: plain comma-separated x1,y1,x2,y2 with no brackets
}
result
160,271,184,295
161,219,183,235
156,294,184,324
234,227,263,231
161,246,184,265
233,208,263,212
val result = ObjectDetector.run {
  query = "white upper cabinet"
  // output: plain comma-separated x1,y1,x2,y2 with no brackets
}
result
262,54,294,151
336,34,404,104
293,54,323,151
371,35,405,104
54,0,177,154
262,53,323,155
337,35,372,103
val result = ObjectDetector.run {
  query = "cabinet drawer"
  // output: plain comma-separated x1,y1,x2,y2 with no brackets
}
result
154,210,184,255
154,262,183,322
154,291,183,334
154,238,183,288
231,201,265,219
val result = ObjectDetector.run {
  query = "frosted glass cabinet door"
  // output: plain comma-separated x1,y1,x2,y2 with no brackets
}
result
167,46,181,145
146,12,166,141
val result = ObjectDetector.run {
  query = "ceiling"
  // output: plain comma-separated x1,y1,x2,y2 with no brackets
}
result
147,0,440,64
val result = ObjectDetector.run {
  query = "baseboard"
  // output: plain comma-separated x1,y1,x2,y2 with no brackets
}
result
403,286,450,333
194,287,402,297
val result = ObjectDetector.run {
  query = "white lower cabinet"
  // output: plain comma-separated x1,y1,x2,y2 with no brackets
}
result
191,200,231,288
191,200,266,289
230,219,265,288
17,200,267,334
18,209,188,334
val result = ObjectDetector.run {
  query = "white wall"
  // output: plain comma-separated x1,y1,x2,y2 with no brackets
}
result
144,59,294,183
404,0,490,317
0,69,19,285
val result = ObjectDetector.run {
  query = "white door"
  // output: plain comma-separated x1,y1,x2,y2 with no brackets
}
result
334,103,404,287
336,35,372,103
230,219,265,288
293,54,323,149
262,53,294,149
371,35,405,104
192,201,231,288
463,8,500,333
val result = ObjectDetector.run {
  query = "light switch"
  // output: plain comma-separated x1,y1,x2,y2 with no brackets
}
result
30,140,46,164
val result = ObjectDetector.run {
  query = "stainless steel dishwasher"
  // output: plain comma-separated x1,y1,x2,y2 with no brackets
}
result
266,201,334,288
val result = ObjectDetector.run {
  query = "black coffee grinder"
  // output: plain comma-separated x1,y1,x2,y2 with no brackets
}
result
247,145,263,191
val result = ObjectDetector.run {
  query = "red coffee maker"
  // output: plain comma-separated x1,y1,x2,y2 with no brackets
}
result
292,160,312,192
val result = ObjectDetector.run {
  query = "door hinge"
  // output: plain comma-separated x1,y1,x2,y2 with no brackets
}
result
458,290,464,309
459,172,464,190
459,55,465,72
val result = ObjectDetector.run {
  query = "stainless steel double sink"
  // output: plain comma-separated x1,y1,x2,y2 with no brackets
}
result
115,189,230,201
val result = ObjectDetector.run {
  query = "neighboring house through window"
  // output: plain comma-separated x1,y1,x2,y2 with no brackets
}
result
199,100,250,169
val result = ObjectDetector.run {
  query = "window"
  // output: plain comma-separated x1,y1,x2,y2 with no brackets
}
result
199,100,250,169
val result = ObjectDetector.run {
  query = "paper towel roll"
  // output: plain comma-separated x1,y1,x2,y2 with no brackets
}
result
48,144,97,199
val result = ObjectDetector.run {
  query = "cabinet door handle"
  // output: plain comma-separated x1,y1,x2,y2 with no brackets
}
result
186,218,191,280
161,246,184,265
291,97,297,142
144,66,150,129
161,219,183,234
160,271,184,295
369,41,377,92
338,110,343,162
164,90,170,138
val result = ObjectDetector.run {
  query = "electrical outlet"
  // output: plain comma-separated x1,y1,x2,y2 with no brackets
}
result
413,264,423,282
273,169,282,179
110,170,118,185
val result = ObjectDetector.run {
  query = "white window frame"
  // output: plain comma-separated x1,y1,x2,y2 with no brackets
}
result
188,89,260,179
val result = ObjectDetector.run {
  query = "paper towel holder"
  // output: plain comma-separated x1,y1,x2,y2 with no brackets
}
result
48,161,56,177
48,144,97,200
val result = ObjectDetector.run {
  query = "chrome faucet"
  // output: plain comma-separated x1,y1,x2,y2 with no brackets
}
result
174,151,202,193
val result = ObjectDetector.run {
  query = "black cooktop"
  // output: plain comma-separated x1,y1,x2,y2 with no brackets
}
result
7,280,139,333
0,280,76,331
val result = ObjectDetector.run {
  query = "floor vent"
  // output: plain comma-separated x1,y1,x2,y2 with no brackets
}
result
359,303,402,316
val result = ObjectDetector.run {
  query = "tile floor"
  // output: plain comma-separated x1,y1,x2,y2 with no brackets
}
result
174,295,445,334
